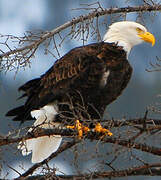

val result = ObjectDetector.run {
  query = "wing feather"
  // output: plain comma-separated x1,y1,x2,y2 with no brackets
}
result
6,42,128,122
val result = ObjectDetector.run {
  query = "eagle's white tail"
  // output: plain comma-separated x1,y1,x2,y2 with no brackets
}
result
18,103,62,163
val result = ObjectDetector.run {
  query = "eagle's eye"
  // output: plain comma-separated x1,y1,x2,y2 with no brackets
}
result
136,27,144,34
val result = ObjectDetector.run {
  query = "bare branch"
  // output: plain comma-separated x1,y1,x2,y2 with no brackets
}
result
0,116,159,146
1,4,161,71
21,163,161,179
1,125,161,156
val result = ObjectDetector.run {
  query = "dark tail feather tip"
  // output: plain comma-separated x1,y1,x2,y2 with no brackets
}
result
6,106,25,116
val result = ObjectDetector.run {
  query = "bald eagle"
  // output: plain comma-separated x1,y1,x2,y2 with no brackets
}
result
6,21,155,163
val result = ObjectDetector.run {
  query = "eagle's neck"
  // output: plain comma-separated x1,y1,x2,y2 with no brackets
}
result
103,33,132,58
104,38,131,56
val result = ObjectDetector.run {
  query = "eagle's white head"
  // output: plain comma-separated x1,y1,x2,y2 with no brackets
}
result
103,21,155,56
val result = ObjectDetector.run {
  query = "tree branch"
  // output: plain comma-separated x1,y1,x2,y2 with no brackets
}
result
1,125,161,156
1,117,161,146
1,4,161,60
21,163,161,179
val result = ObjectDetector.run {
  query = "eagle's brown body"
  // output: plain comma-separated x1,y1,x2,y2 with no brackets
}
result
6,42,132,124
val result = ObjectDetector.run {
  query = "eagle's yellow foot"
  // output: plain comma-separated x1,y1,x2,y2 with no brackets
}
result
67,120,90,139
94,123,113,136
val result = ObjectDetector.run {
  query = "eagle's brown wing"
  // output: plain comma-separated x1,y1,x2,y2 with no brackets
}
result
6,42,130,122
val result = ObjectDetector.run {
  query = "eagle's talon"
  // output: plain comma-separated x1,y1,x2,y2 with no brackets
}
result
66,125,75,129
67,120,90,139
94,123,112,136
83,126,90,134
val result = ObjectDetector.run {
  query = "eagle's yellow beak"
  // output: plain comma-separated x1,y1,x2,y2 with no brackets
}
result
138,32,155,46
